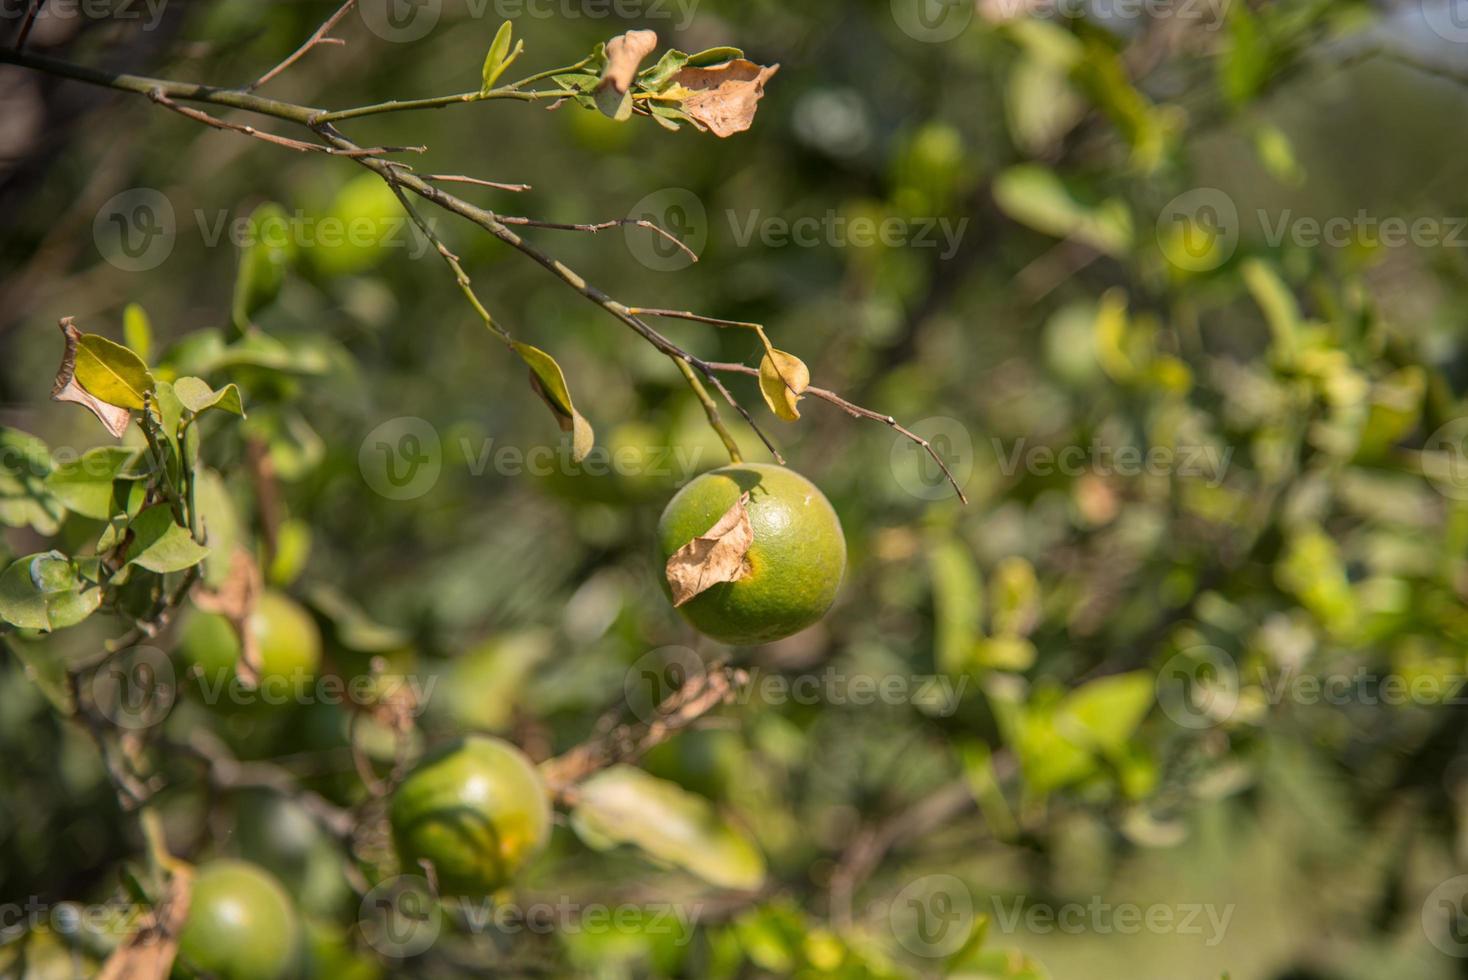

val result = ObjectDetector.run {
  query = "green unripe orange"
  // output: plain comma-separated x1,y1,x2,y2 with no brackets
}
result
389,736,551,898
656,463,846,645
175,860,299,980
177,591,322,707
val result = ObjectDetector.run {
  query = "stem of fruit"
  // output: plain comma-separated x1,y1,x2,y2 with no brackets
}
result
675,358,743,463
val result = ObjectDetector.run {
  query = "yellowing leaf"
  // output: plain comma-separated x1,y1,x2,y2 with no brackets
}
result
758,348,810,421
512,341,594,462
665,492,754,607
51,319,136,437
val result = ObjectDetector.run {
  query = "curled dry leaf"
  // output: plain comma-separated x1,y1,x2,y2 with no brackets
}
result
601,29,659,92
97,866,193,980
758,348,810,422
669,60,780,138
192,546,264,685
52,319,132,438
665,492,755,607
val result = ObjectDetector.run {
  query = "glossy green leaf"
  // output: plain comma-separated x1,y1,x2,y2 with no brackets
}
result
44,447,146,520
173,376,245,418
0,552,102,631
124,504,209,573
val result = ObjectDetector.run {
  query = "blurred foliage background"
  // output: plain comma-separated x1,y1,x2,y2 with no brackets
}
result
6,0,1468,977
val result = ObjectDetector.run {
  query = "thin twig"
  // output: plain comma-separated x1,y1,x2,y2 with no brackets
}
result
541,663,748,799
675,358,743,463
14,0,44,50
707,361,969,504
246,0,357,92
628,308,763,331
420,173,532,192
500,216,699,265
149,89,422,156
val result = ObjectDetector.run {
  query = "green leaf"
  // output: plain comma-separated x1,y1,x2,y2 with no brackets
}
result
638,48,690,91
125,504,209,573
73,333,156,411
43,447,146,520
512,341,594,462
1241,258,1301,364
0,429,63,535
1055,671,1154,757
0,552,103,631
992,165,1132,256
173,376,245,418
990,556,1039,637
929,538,983,677
232,202,295,331
191,468,241,588
481,20,521,93
3,635,76,714
1221,0,1270,106
570,766,766,891
123,303,153,364
685,46,744,67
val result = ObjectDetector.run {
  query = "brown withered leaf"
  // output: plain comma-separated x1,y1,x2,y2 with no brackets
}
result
192,546,263,685
665,493,755,607
52,318,131,438
670,60,780,138
97,867,193,980
601,29,658,94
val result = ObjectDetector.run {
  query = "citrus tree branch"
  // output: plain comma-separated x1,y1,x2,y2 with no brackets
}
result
246,0,357,92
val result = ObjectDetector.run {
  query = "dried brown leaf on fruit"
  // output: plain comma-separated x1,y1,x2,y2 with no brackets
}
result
97,867,192,980
665,493,755,607
51,319,132,438
669,60,779,137
758,348,810,421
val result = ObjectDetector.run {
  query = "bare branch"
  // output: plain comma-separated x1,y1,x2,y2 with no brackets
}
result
419,173,532,192
247,0,357,92
707,361,969,504
541,663,748,799
499,215,700,265
149,89,423,156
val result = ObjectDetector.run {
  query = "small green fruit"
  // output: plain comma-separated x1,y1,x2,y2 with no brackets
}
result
656,463,846,645
175,860,299,980
389,736,551,897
